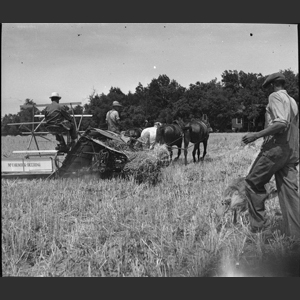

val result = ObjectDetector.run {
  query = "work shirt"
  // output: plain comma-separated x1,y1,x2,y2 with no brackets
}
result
263,89,299,163
106,109,120,133
44,101,72,124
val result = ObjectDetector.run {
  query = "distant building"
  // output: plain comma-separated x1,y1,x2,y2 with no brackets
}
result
232,117,243,132
232,104,265,132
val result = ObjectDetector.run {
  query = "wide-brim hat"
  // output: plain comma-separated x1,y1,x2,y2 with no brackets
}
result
262,72,286,88
49,92,61,99
112,101,122,107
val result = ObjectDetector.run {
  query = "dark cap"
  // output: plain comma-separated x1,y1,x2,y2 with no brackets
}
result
262,72,286,88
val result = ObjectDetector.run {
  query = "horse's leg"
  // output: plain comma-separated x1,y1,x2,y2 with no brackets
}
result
196,142,200,162
174,144,181,161
192,144,197,163
184,140,188,165
200,139,208,161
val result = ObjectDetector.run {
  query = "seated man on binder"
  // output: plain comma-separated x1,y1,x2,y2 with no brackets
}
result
43,92,77,152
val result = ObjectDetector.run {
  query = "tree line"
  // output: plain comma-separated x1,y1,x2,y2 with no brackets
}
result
1,69,298,136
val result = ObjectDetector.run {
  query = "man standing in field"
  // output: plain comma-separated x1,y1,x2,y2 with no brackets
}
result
44,92,77,151
106,101,123,134
242,72,299,241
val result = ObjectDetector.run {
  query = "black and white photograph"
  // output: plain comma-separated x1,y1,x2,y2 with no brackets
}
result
1,23,299,277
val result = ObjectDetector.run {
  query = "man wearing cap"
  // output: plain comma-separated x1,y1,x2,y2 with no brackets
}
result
242,72,299,241
44,92,77,151
106,101,123,133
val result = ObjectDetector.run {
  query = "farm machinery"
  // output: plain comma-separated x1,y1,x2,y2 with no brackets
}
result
1,102,135,180
49,127,130,179
2,101,170,182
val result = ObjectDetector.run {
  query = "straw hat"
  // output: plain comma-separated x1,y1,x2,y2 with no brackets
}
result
49,92,61,99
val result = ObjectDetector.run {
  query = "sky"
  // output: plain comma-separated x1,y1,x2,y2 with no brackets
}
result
1,23,298,116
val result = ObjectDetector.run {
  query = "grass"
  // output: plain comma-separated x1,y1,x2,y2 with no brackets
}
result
1,133,300,277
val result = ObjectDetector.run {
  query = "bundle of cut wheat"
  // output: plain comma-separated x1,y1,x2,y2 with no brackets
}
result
104,139,131,152
122,144,170,184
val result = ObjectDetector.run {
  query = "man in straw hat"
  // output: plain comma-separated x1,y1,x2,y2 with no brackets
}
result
106,100,123,134
242,72,299,241
44,92,77,151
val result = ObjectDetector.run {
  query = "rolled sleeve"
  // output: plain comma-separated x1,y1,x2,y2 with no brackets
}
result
268,93,290,128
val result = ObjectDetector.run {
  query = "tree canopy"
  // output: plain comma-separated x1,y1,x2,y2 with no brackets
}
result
2,69,298,136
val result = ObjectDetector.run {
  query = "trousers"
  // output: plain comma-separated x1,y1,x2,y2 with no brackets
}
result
55,126,77,142
245,142,300,240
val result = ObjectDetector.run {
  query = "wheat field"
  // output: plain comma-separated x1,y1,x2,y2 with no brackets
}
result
1,133,300,277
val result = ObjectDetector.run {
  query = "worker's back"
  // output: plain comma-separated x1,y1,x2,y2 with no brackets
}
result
45,102,71,124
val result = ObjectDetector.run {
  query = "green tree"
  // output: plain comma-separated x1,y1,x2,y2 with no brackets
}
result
1,114,20,135
19,99,39,124
173,97,194,121
280,69,299,102
84,91,110,129
221,70,241,93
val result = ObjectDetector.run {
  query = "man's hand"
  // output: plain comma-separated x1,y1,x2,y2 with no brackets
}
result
242,133,258,145
242,122,286,145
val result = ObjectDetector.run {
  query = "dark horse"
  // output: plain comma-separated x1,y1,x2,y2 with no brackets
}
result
175,119,209,165
154,123,183,161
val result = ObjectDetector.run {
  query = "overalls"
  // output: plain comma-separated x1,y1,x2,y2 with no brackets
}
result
245,90,299,239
